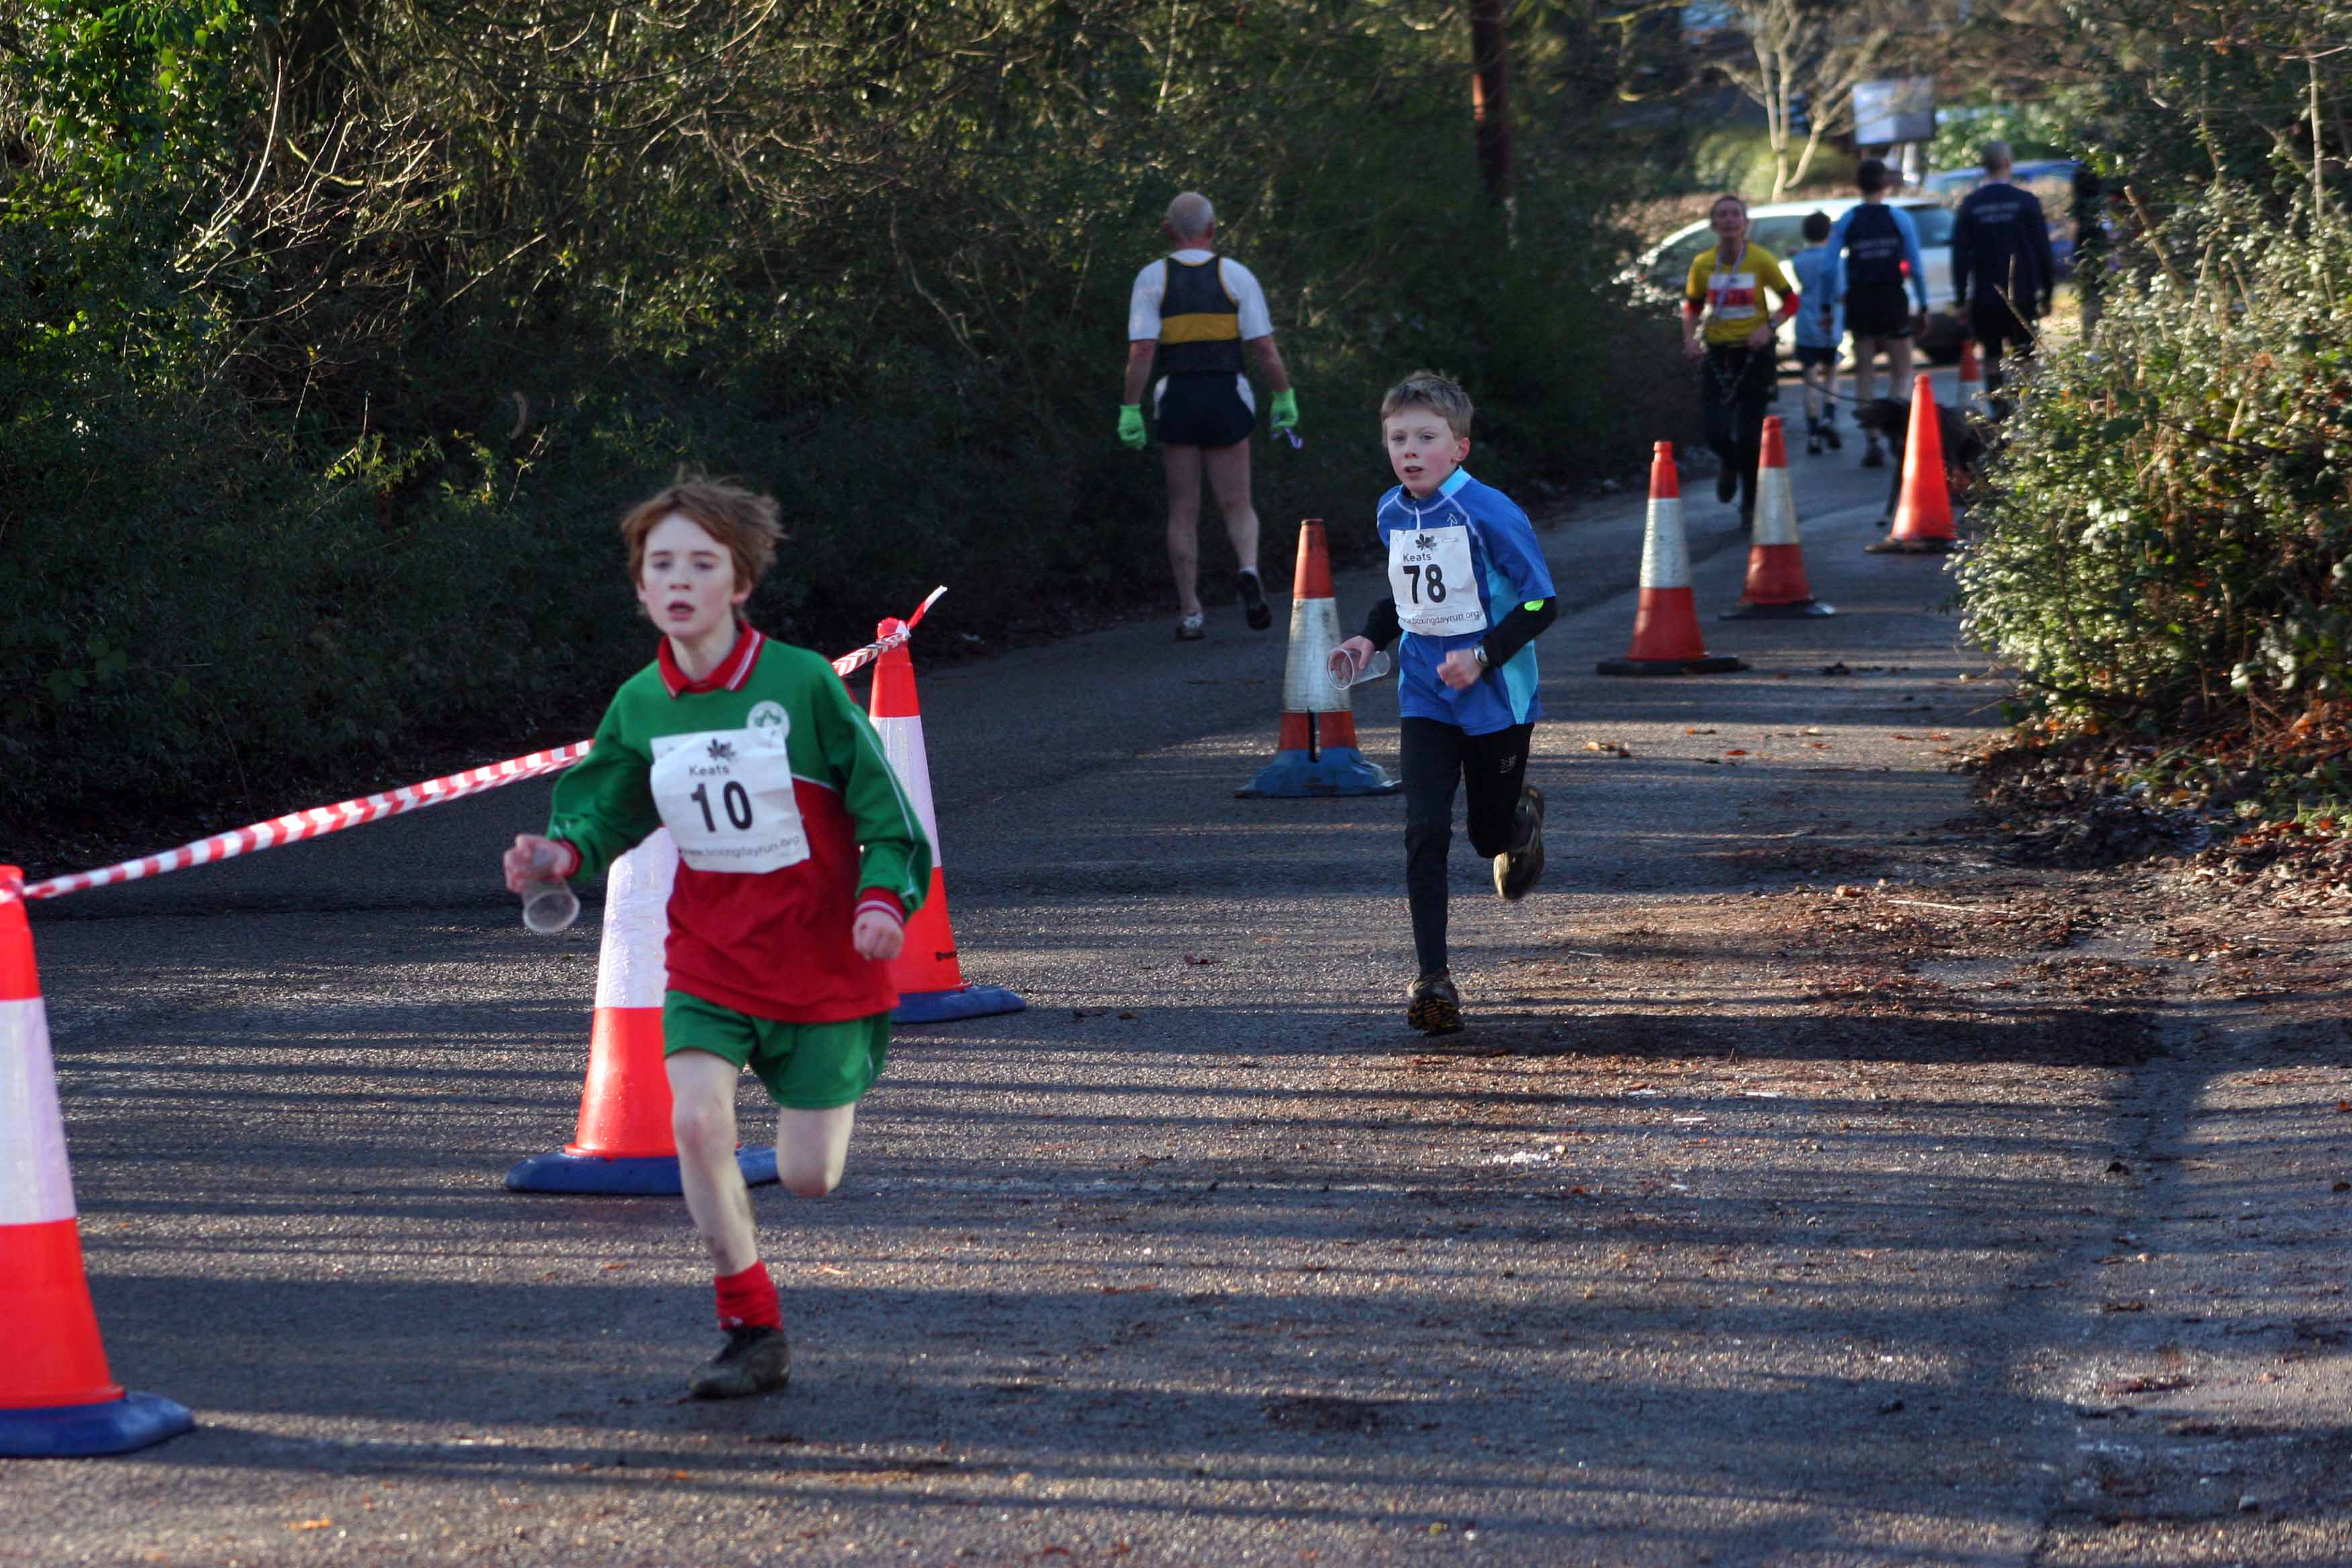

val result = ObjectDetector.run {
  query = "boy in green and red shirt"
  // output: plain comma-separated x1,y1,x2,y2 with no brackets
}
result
501,479,931,1400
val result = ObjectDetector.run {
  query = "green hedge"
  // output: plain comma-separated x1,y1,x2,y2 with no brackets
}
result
1956,200,2352,767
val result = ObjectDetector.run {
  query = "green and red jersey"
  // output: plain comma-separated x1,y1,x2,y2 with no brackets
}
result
546,626,932,1023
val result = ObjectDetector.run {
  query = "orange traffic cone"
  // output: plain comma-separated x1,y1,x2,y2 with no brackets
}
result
1238,520,1399,797
1867,373,1958,554
868,622,1026,1023
1956,339,1986,413
0,869,193,1456
504,832,780,1193
1598,444,1749,676
1723,418,1833,620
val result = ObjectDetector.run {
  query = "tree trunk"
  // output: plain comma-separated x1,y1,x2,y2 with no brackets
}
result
1469,0,1512,205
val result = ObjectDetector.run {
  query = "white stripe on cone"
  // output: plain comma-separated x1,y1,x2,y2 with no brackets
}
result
0,995,77,1228
1279,594,1349,716
1753,456,1800,548
873,715,943,859
594,830,677,1012
1638,493,1692,589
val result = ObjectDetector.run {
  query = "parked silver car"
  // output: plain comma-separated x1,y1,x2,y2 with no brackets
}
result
1632,196,1966,363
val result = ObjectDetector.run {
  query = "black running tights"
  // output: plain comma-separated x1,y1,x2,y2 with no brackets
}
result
1402,718,1534,980
1700,346,1773,516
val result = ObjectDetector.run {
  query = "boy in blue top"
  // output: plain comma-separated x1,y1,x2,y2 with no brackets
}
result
1332,372,1559,1036
1787,210,1845,457
1823,160,1930,469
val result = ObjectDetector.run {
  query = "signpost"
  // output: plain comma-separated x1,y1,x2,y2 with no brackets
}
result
1854,77,1936,184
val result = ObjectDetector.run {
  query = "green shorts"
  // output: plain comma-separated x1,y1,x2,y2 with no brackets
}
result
660,991,890,1111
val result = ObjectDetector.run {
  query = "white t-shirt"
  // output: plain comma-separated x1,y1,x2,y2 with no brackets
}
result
1127,249,1275,343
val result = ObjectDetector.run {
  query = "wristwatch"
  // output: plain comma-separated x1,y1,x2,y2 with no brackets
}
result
1472,644,1491,669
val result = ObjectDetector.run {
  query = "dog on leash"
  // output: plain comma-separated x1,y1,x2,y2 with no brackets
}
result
1851,396,1989,524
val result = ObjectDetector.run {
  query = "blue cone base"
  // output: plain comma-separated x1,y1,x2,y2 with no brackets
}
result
1720,599,1836,620
1238,747,1401,798
1594,654,1750,677
895,984,1026,1024
504,1146,779,1195
0,1390,193,1459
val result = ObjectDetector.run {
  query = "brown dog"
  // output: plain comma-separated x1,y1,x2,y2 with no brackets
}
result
1851,396,1988,524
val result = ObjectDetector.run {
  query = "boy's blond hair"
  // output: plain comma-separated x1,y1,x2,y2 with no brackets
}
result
1380,371,1474,440
619,478,782,590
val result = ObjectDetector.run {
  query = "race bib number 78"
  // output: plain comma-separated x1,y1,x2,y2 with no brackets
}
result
1388,524,1487,638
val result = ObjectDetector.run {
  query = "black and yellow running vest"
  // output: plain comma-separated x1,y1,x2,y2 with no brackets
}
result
1154,255,1244,377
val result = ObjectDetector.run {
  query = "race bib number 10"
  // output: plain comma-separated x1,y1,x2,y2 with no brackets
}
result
649,722,810,874
1388,524,1488,638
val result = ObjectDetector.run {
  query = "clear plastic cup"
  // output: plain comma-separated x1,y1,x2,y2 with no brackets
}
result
1329,648,1391,688
521,877,580,934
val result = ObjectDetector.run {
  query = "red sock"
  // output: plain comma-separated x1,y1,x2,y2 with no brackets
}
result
714,1261,781,1330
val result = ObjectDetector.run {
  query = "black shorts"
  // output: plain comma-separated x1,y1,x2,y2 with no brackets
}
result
1793,344,1839,369
1969,297,2038,356
1153,373,1255,448
1845,282,1914,340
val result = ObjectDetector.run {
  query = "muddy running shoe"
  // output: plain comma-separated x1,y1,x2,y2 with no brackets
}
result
1493,785,1545,901
689,1324,790,1400
1861,442,1886,470
1175,614,1206,642
1236,569,1273,631
1406,972,1464,1036
1715,467,1738,504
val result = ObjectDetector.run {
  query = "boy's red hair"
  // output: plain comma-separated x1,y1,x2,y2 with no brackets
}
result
619,479,782,589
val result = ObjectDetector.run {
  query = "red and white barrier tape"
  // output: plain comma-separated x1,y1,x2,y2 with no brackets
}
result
6,588,947,905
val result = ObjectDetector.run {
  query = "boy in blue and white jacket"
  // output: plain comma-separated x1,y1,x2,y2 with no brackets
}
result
1788,210,1845,456
1332,371,1558,1035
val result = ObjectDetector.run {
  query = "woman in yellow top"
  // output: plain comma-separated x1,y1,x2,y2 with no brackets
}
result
1679,194,1802,528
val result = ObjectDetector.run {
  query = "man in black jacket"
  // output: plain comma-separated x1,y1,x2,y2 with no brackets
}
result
1951,142,2057,415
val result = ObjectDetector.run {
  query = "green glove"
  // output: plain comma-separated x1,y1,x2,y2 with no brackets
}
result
1117,403,1146,450
1268,389,1300,434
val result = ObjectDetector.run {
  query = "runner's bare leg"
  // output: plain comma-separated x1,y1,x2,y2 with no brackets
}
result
775,1105,856,1199
669,1050,757,1273
1163,443,1205,618
1202,440,1261,577
1852,337,1882,405
1886,334,1915,393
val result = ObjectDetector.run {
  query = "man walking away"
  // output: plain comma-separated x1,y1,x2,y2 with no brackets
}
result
1823,160,1930,471
1951,141,2057,416
1119,192,1300,641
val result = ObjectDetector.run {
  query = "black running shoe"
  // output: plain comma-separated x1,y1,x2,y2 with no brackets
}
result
1406,972,1464,1036
1823,420,1843,451
1236,569,1272,631
689,1324,790,1400
1715,467,1738,504
1861,442,1885,470
1493,786,1545,900
1806,432,1824,456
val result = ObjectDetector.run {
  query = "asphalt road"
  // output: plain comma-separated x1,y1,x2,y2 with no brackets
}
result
16,375,2350,1565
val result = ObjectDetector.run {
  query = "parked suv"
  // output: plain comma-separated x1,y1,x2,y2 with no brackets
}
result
1632,196,1965,363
